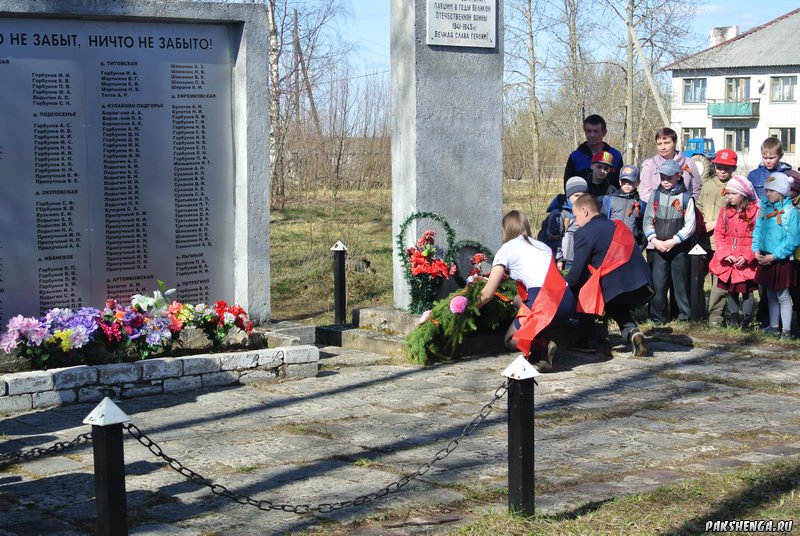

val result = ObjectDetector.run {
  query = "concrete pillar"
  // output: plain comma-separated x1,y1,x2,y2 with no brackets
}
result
390,0,504,310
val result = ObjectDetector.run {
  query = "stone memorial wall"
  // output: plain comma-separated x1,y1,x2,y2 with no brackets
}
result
0,1,270,324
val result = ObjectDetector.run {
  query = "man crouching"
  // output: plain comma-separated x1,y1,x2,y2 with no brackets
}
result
565,194,654,356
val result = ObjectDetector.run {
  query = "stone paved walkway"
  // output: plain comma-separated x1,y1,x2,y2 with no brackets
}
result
1,335,799,535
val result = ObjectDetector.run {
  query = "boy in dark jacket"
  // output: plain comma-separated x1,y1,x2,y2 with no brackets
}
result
566,194,653,356
585,151,619,199
602,164,646,245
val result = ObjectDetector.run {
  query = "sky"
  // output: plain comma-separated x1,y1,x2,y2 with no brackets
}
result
337,1,800,76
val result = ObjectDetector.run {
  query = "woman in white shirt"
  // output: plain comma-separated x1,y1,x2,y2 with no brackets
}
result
479,210,575,372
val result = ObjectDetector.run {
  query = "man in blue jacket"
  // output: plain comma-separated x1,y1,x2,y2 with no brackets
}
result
565,194,653,356
563,114,624,190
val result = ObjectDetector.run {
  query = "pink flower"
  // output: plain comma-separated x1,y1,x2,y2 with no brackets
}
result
449,296,469,314
1,331,19,354
418,310,431,324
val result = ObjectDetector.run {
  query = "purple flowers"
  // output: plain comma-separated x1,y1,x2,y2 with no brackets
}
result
65,307,101,337
449,296,469,314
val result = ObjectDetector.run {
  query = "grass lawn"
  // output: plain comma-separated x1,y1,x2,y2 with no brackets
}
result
450,461,799,535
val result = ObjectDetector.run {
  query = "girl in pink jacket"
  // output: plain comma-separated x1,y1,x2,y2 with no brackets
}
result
709,176,759,328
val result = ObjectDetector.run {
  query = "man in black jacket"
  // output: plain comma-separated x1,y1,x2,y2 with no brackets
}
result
563,114,624,190
566,194,653,356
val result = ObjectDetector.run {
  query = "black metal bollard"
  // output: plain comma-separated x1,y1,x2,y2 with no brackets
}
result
331,241,348,324
84,397,130,536
689,245,707,321
504,357,537,516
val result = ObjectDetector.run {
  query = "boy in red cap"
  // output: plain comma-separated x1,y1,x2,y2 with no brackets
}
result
587,150,619,199
701,149,738,326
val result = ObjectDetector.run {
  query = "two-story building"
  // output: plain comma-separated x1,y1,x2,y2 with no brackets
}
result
667,8,800,172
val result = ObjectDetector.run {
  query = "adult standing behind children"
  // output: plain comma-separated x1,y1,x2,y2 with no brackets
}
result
563,114,624,190
565,194,652,356
643,159,697,324
639,127,702,205
701,149,739,326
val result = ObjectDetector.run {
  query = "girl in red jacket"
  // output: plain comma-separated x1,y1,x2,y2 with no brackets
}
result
709,176,759,328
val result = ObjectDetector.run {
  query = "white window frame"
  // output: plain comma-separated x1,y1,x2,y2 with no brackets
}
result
768,127,796,154
724,128,750,153
681,127,707,142
770,76,797,103
683,78,707,104
725,77,750,102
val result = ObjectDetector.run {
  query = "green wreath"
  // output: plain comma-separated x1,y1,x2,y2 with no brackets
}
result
450,239,494,286
396,211,458,276
397,211,458,313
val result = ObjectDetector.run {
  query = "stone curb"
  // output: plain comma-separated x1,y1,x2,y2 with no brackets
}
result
0,346,318,414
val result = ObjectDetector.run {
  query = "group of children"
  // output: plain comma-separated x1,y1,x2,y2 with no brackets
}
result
540,129,800,339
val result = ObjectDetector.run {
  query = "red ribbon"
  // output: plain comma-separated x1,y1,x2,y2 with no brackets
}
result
512,259,566,357
766,208,784,225
577,220,635,315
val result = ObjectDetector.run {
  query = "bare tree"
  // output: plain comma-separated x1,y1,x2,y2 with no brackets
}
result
505,0,549,181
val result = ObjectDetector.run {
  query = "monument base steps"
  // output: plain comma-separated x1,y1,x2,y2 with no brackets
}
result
254,321,316,346
315,307,508,360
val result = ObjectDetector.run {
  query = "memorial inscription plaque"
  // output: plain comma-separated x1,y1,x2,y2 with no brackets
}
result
425,0,496,48
0,18,236,322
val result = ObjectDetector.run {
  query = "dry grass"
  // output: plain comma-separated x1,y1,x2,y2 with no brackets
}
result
270,188,393,324
449,461,800,535
269,180,562,324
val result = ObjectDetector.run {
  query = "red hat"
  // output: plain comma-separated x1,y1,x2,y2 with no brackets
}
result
712,149,738,166
591,151,615,169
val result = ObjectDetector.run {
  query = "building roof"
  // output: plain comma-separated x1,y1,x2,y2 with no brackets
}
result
666,8,800,71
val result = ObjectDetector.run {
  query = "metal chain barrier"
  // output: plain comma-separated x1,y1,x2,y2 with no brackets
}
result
0,431,93,467
125,379,509,514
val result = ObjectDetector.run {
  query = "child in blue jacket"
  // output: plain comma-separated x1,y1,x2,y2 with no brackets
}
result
752,172,800,338
749,137,793,201
538,177,587,270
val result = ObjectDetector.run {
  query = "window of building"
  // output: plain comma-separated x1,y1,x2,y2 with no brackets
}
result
683,78,706,104
768,127,796,153
771,76,797,102
681,127,707,142
725,77,750,102
724,128,750,153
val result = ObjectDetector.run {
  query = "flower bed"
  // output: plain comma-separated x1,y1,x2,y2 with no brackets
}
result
1,284,255,370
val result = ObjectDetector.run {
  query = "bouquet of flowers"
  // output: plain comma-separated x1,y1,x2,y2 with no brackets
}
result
404,230,456,314
193,300,254,348
406,254,517,365
0,283,254,370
